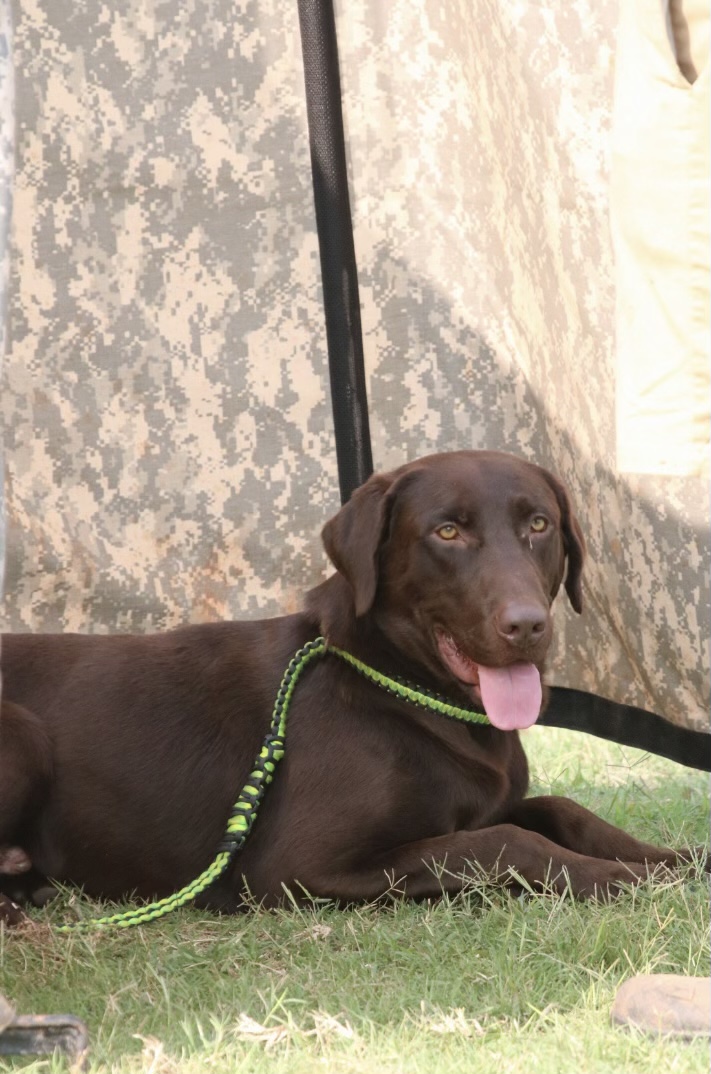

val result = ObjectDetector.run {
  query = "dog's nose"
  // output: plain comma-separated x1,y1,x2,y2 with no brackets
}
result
496,602,548,648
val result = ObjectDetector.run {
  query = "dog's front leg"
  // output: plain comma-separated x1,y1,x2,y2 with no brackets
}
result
316,826,649,903
504,795,706,872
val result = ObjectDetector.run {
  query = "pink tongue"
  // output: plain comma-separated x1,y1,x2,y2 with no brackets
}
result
477,663,542,731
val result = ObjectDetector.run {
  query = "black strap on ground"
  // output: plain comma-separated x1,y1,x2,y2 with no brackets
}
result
295,1,709,769
297,0,373,505
541,687,711,771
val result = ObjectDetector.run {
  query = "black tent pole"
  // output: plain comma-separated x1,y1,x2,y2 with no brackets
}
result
297,0,373,505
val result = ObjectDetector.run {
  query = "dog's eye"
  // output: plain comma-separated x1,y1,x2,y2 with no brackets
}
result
436,523,460,541
530,516,548,533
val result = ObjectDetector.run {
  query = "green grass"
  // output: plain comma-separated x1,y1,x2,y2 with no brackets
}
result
1,727,709,1073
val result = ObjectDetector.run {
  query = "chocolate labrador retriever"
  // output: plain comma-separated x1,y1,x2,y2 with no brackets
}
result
0,451,698,922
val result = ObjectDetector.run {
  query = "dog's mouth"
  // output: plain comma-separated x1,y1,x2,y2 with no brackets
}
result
435,631,542,732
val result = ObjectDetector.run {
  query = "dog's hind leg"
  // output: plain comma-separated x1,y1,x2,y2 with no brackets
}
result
0,700,55,916
0,700,52,837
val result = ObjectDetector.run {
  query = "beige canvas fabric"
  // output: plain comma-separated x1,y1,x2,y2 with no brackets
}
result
612,0,710,477
0,1,708,732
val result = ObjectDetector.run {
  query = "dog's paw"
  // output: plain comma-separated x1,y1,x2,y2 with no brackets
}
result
572,860,647,901
655,846,711,877
686,846,711,877
0,845,32,875
0,892,27,927
0,864,58,910
693,846,711,874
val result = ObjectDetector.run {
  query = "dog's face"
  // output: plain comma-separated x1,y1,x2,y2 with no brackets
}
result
321,451,585,731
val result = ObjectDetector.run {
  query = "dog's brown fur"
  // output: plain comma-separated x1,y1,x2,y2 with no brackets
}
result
0,451,695,919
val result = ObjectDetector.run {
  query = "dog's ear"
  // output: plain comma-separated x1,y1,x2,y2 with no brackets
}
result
322,470,410,616
543,470,586,614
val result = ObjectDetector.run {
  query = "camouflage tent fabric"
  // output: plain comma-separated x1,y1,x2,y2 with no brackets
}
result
0,2,12,604
0,0,708,732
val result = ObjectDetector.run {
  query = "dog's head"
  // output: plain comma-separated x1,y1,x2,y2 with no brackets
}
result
320,450,585,731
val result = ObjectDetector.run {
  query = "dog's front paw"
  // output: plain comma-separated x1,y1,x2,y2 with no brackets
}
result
572,860,647,901
691,846,711,874
656,846,711,877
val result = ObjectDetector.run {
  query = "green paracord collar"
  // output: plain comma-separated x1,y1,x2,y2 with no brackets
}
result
54,637,488,932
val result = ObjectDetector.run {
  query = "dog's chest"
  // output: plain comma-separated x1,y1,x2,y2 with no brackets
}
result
366,709,528,836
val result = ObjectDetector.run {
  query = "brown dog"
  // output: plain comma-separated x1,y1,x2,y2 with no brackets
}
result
0,451,698,920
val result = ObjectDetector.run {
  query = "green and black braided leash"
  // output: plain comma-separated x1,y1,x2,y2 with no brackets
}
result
55,636,488,932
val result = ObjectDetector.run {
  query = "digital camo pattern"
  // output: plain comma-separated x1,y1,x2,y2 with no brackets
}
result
1,1,708,732
0,1,13,602
2,0,338,631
